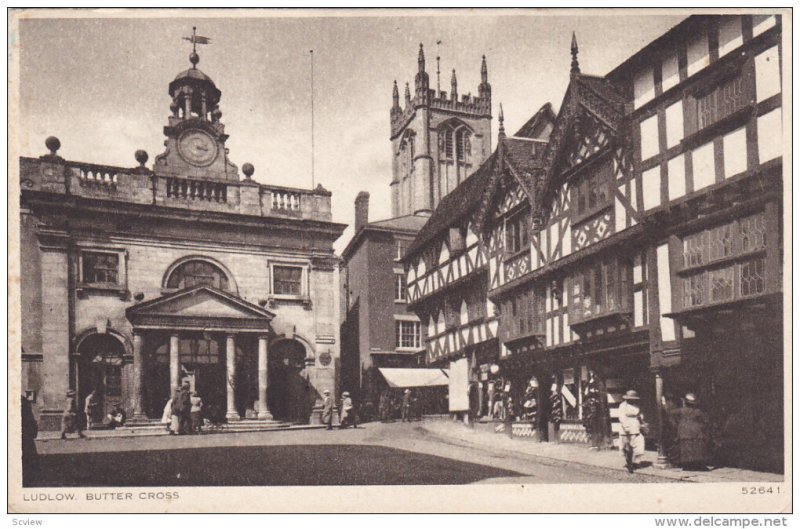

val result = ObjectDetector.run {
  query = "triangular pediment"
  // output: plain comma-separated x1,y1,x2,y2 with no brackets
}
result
127,286,274,322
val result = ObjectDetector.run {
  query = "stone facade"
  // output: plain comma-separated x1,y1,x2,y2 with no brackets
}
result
19,50,345,430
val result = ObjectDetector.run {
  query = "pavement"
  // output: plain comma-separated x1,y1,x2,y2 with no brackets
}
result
418,419,784,484
29,419,783,486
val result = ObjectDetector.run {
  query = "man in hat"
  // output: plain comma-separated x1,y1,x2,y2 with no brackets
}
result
618,389,646,472
60,390,86,440
669,392,712,470
321,389,334,430
401,389,412,423
340,391,356,429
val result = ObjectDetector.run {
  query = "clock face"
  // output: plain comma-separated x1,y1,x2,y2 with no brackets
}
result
178,130,218,167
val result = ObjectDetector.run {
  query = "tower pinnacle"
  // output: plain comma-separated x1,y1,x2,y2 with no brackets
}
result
570,32,580,76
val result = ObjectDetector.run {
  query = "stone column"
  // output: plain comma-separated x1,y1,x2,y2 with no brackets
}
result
257,336,273,420
169,333,180,391
226,333,240,420
132,332,146,420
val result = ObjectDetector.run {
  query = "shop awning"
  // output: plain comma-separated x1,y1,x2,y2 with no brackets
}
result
378,368,449,388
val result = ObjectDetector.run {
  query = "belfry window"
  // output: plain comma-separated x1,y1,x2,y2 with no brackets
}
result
166,260,231,291
438,122,474,197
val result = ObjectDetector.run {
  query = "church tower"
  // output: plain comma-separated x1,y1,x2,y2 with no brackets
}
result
390,45,492,217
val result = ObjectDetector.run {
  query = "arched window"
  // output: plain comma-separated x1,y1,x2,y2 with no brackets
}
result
438,122,473,199
166,259,231,291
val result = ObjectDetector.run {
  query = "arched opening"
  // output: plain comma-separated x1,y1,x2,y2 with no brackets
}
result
437,120,474,200
163,257,236,293
76,333,127,429
268,339,312,424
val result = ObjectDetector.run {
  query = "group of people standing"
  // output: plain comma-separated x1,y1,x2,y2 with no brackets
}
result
321,389,357,430
162,382,204,435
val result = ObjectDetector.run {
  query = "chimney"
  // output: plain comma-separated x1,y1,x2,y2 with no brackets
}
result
355,191,370,232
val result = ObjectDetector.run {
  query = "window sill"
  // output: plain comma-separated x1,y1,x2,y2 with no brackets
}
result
76,283,127,300
571,203,613,227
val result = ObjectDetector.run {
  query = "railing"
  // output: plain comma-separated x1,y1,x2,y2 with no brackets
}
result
74,163,118,187
165,177,227,202
270,190,301,211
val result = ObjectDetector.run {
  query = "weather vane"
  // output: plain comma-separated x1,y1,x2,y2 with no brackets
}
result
182,26,211,68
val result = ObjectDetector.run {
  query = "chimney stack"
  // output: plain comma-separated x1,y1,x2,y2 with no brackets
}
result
355,191,370,232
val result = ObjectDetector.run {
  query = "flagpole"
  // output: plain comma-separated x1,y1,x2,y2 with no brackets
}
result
310,49,315,189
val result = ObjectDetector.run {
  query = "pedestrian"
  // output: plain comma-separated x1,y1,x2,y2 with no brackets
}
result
618,389,647,472
60,390,86,440
162,395,174,433
669,392,712,470
21,395,39,486
177,382,192,434
401,389,412,422
106,404,126,429
190,391,204,434
322,389,334,430
84,389,98,430
340,391,356,429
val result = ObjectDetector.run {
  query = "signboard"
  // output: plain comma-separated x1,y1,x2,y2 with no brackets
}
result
448,358,470,412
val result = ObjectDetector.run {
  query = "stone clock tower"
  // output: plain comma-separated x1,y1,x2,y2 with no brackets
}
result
153,46,240,180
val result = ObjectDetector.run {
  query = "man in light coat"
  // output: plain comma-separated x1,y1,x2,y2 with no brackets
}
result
321,389,333,430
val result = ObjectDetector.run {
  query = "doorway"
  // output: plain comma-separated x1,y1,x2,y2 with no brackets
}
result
268,340,311,423
77,333,126,428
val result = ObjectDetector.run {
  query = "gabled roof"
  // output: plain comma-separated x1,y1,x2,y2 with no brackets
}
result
126,285,274,331
514,102,557,139
405,150,499,259
532,72,625,218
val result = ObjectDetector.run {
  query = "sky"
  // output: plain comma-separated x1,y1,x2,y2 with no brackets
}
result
15,10,685,252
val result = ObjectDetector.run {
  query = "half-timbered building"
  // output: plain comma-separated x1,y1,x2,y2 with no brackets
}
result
403,104,554,416
484,15,783,472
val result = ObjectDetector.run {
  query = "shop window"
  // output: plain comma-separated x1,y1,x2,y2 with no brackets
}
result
272,265,303,296
717,16,743,57
755,46,781,103
696,75,746,130
661,54,680,93
505,209,529,254
757,108,782,164
394,273,407,302
396,320,421,350
687,31,710,77
167,259,230,291
81,251,120,285
639,114,660,161
633,67,655,109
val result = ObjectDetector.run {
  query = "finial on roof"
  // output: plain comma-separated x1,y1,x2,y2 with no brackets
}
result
570,31,580,75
